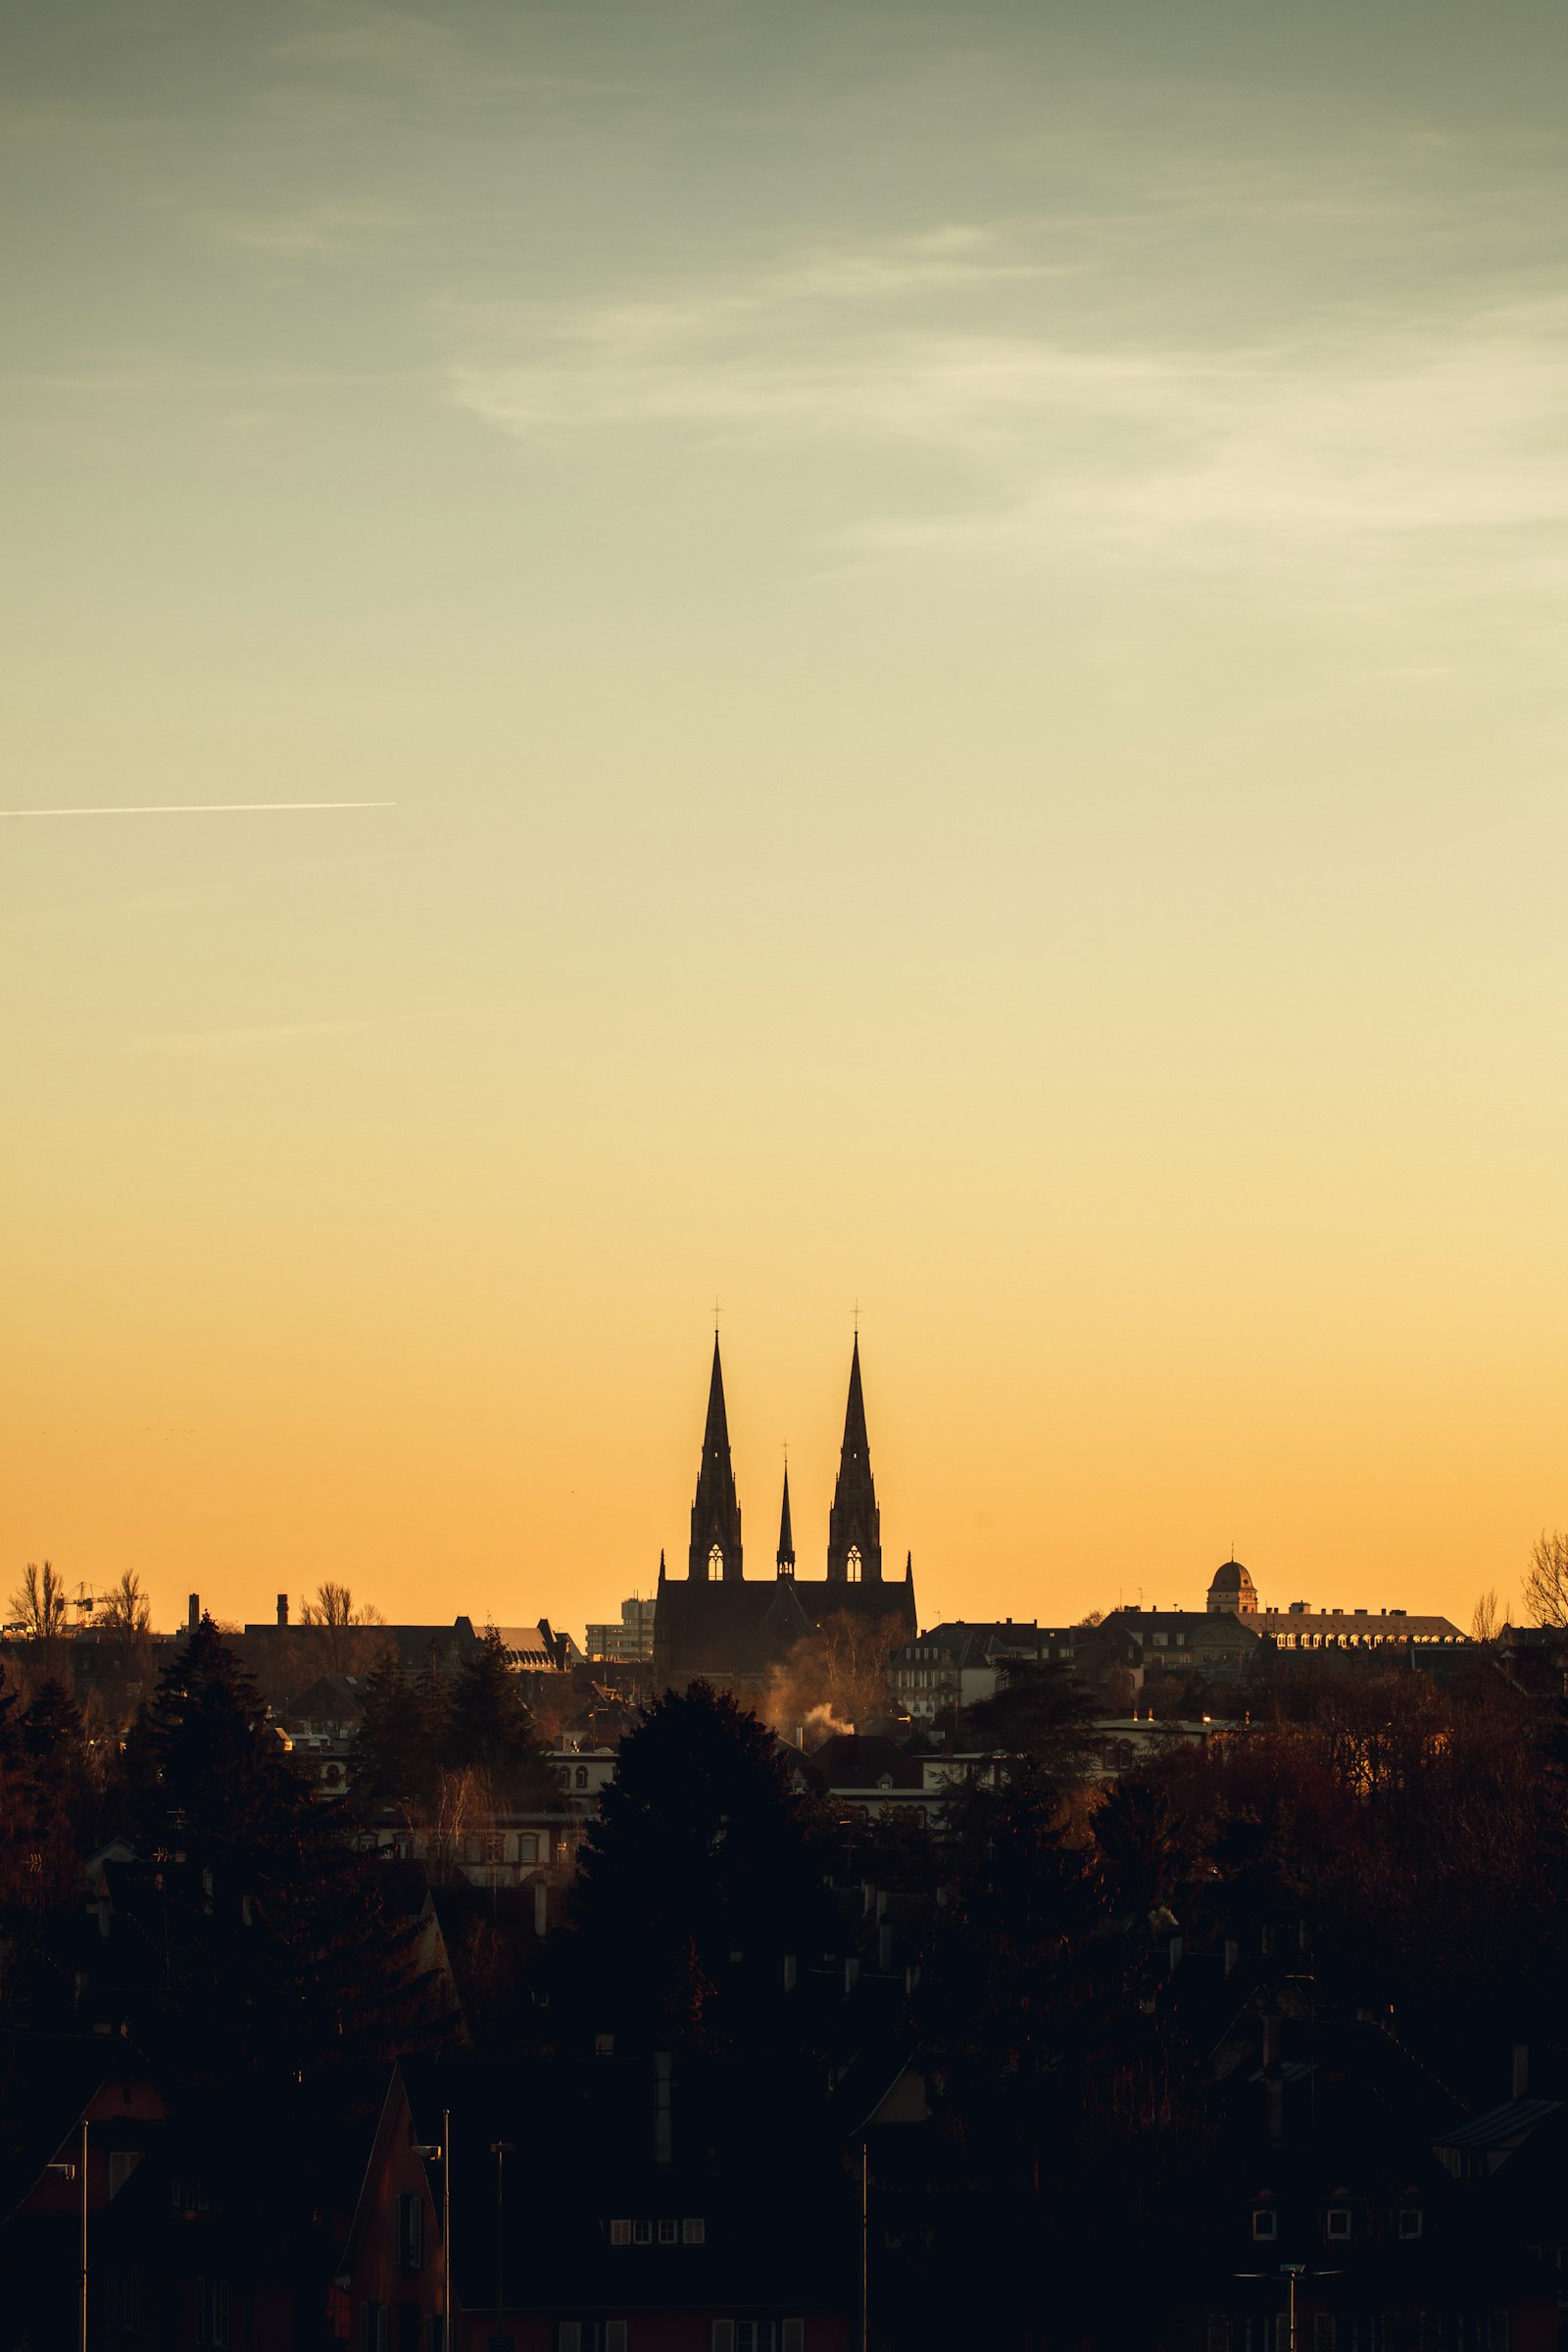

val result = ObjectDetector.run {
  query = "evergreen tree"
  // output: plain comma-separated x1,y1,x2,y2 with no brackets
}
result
20,1678,84,1760
569,1682,830,2052
0,1671,23,1764
351,1647,448,1808
441,1628,557,1805
115,1616,445,2082
961,1659,1099,1786
122,1615,303,1870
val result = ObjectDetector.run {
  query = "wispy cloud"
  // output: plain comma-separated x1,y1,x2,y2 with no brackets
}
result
445,224,1568,586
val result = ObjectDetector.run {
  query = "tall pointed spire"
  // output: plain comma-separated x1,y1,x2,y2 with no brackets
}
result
826,1334,882,1583
688,1333,743,1581
776,1463,796,1577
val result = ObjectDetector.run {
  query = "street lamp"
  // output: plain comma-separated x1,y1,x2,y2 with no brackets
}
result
413,2111,451,2352
491,2140,516,2323
46,2120,88,2352
1234,2261,1340,2352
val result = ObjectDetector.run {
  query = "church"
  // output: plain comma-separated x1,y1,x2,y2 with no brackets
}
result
652,1334,918,1697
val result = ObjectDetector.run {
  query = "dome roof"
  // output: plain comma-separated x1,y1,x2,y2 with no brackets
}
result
1209,1558,1255,1592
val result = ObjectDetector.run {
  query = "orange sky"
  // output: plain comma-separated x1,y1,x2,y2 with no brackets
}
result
4,1,1566,1643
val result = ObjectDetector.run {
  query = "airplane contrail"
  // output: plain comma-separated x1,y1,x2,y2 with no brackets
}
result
0,801,396,818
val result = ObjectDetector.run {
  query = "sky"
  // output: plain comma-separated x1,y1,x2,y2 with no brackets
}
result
3,0,1567,1641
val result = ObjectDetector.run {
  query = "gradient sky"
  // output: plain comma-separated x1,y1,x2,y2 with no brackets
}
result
4,0,1567,1640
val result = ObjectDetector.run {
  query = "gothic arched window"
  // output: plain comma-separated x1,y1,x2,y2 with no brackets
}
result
846,1545,862,1583
709,1545,725,1577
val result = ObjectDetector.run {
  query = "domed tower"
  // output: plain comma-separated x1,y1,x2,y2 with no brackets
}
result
1207,1557,1258,1616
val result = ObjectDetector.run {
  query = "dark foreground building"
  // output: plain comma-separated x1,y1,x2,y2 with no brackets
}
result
653,1337,916,1699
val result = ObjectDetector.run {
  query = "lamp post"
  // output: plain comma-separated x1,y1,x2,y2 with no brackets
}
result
1282,2262,1303,2352
491,2140,516,2324
413,2112,451,2351
859,2139,869,2352
1234,2260,1339,2352
46,2124,87,2352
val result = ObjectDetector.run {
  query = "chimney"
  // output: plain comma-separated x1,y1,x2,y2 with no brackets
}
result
1512,2041,1531,2101
187,1593,199,1633
276,1593,289,1629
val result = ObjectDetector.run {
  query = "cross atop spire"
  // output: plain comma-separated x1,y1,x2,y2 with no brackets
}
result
688,1333,743,1582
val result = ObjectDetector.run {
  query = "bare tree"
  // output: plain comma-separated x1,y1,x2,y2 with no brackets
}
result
1523,1533,1568,1630
299,1583,388,1677
8,1560,67,1642
1470,1588,1502,1643
98,1570,152,1638
766,1609,906,1737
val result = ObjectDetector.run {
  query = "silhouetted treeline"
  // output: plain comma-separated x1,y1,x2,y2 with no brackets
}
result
2,1619,1566,2347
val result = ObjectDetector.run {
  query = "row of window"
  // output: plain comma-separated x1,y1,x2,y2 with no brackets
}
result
459,1833,546,1863
607,2217,706,2244
1252,2207,1422,2242
1210,2318,1507,2352
556,2328,804,2352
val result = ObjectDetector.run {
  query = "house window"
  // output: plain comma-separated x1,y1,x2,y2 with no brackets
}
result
658,2218,678,2244
396,2191,423,2271
575,1767,589,1790
196,2282,231,2348
682,2218,705,2244
1326,2207,1352,2240
360,2307,387,2352
1397,2208,1423,2239
610,2219,631,2245
1251,2209,1278,2240
607,2328,627,2352
517,1834,540,1864
633,2219,653,2245
482,1835,507,1865
1207,2325,1231,2352
1313,2323,1336,2352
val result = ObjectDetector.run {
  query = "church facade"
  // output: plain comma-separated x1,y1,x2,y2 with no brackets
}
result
652,1335,918,1697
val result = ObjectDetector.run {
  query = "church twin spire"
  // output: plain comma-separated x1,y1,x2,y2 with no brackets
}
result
825,1332,882,1583
684,1332,893,1587
688,1332,743,1582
